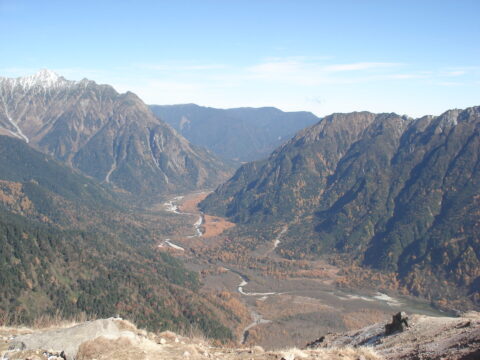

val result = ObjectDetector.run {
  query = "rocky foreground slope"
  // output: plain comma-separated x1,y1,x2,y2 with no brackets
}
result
309,311,480,360
1,313,479,360
0,318,379,360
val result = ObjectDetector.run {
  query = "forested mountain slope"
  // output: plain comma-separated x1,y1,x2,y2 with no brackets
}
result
201,107,480,307
0,136,236,340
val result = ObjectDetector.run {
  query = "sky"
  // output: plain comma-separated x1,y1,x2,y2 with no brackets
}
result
1,0,479,117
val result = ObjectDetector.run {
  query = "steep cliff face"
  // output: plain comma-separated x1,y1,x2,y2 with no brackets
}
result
0,70,231,196
201,107,480,305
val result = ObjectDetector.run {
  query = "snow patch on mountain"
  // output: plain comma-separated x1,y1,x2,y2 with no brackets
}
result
0,69,75,90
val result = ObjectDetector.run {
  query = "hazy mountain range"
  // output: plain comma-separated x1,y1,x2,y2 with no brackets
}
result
150,103,320,162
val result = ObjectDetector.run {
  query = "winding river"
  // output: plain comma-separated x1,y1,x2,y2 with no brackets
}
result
220,269,279,344
160,195,274,343
157,194,446,346
158,196,204,250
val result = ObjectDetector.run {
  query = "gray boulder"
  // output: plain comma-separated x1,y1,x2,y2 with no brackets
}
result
8,318,125,360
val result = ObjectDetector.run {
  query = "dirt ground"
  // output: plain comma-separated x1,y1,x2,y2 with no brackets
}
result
1,318,381,360
178,192,208,213
202,214,235,237
177,192,235,238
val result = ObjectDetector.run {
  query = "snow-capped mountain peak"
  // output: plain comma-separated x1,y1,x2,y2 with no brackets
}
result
27,69,61,85
0,69,74,91
18,69,68,88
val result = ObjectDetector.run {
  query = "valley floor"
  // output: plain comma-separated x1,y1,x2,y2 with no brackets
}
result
153,192,450,350
2,191,478,360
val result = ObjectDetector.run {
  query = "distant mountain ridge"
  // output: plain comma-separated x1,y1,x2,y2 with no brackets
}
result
201,106,480,308
0,70,231,196
150,103,320,162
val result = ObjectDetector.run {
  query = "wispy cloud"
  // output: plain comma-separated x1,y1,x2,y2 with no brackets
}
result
247,60,302,75
435,81,466,87
439,66,480,78
444,70,466,77
146,80,201,91
387,73,428,79
133,63,228,72
245,58,405,85
3,58,478,119
323,62,401,72
247,59,401,75
6,58,475,90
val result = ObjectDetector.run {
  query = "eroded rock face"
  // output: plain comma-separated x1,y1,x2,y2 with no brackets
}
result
0,70,231,196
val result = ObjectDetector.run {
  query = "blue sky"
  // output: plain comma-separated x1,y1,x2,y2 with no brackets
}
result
1,0,479,117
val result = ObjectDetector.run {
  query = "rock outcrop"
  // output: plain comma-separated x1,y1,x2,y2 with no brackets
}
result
307,312,480,360
384,312,409,335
